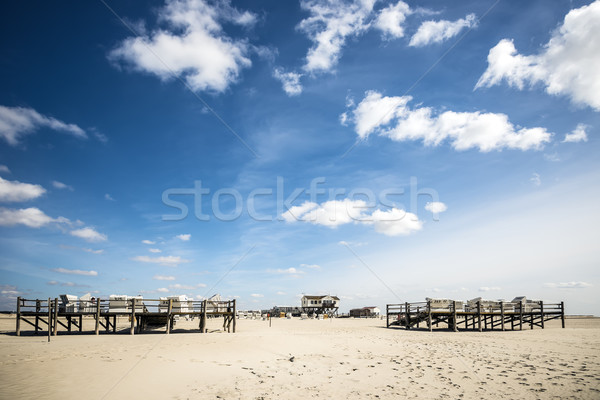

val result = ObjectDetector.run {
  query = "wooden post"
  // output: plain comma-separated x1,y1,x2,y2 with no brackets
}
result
113,315,117,333
53,298,59,336
561,301,565,328
47,298,51,342
200,300,207,333
453,301,458,332
95,298,101,335
166,299,172,334
427,301,432,332
35,299,41,334
416,307,420,329
540,301,544,329
232,300,236,333
405,302,410,330
16,297,21,336
67,316,72,332
130,298,136,335
519,302,523,330
79,315,83,332
477,301,482,332
386,304,389,328
500,302,505,331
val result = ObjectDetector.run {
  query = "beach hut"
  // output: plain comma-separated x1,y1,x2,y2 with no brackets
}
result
59,294,78,313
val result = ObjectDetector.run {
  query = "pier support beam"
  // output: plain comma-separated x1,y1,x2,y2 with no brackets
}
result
130,298,136,335
95,298,101,335
166,299,172,334
53,298,58,336
16,297,21,336
561,301,565,328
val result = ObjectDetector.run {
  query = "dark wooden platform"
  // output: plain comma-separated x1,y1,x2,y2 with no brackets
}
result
386,300,565,331
15,297,236,337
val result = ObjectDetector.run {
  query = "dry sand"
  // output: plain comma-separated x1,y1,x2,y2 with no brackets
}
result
0,315,599,399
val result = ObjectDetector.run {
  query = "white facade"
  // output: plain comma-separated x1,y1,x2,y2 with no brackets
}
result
301,295,340,308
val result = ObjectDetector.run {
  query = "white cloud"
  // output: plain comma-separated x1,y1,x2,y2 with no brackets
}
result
366,208,423,236
52,181,73,191
344,91,552,152
563,123,588,143
0,105,86,145
176,233,191,241
425,201,447,213
157,287,169,293
374,1,411,39
109,0,256,93
149,248,162,253
153,275,176,281
132,255,191,267
104,193,115,201
52,267,98,276
0,165,10,174
142,239,156,245
544,281,592,289
297,0,376,73
272,267,305,275
83,248,104,254
250,293,263,298
409,13,476,47
276,291,286,295
301,263,321,269
0,207,66,228
475,1,600,111
70,227,107,242
0,177,46,202
479,286,501,292
273,67,303,96
282,198,422,236
530,172,541,187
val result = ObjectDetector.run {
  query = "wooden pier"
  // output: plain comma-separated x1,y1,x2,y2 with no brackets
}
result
15,297,236,336
386,300,565,331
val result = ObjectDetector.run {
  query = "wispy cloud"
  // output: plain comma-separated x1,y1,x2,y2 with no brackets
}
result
142,239,156,245
176,234,191,241
409,13,476,47
0,105,86,145
149,248,162,253
563,124,588,143
544,281,592,289
52,267,98,276
52,181,74,191
132,255,191,267
70,227,107,242
104,193,115,201
153,275,176,281
0,207,67,228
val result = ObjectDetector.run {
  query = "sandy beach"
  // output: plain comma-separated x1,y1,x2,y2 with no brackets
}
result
0,315,598,399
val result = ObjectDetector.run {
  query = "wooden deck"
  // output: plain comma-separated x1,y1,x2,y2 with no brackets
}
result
15,297,237,337
386,300,565,331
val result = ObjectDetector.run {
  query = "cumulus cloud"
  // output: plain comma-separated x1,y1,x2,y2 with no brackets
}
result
0,207,67,228
273,67,303,96
343,91,552,152
0,105,86,145
70,227,107,242
153,275,176,281
476,1,600,111
52,267,98,276
176,233,191,241
52,181,73,191
409,13,476,47
132,255,191,267
374,1,411,39
282,198,422,236
109,0,256,93
0,177,46,202
425,201,447,214
544,281,592,289
563,123,588,143
297,0,376,73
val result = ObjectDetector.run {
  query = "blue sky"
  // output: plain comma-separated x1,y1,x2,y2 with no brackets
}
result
1,0,598,314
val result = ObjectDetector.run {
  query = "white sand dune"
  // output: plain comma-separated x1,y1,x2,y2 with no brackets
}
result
0,316,599,399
